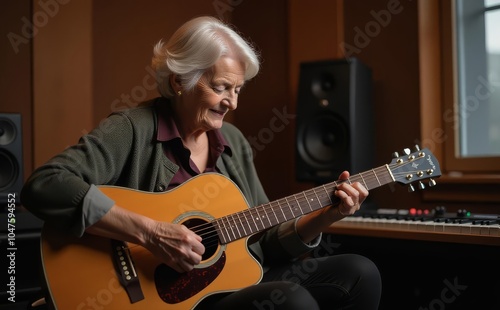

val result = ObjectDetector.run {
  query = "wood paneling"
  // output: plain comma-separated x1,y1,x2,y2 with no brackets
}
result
231,0,345,201
0,0,33,179
343,0,423,210
231,0,291,200
18,0,482,210
91,0,218,124
32,0,93,166
287,0,344,196
31,1,226,167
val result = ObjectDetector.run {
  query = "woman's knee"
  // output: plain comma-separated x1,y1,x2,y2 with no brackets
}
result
250,281,319,310
351,254,381,285
341,254,382,308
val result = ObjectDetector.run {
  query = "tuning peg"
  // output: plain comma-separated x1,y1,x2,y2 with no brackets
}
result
408,184,415,192
392,151,400,158
414,145,421,151
403,148,411,155
418,181,425,190
429,179,437,187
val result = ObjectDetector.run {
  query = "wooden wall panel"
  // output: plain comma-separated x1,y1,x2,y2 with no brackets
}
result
343,0,423,209
31,0,234,167
91,1,218,124
32,0,93,167
287,0,344,196
23,0,432,210
231,0,345,201
0,0,33,179
231,0,291,201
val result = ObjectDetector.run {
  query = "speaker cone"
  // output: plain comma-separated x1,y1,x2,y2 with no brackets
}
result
311,72,336,99
298,113,349,168
0,150,18,191
0,118,16,146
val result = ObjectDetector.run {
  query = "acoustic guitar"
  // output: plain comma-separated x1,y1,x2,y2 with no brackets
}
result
40,146,440,309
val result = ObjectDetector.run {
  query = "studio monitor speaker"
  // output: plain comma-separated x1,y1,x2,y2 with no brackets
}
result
296,58,374,184
0,113,24,204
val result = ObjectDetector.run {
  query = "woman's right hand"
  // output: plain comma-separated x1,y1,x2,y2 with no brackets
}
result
86,205,205,273
144,221,205,273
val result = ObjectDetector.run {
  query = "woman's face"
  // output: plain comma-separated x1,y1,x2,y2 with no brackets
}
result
177,56,245,133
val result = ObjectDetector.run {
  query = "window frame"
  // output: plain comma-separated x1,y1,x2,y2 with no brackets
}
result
448,0,500,170
418,0,500,203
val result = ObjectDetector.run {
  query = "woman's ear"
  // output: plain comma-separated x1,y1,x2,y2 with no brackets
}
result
170,74,182,92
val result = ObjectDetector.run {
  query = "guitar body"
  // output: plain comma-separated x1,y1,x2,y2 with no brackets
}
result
41,174,263,310
40,147,441,309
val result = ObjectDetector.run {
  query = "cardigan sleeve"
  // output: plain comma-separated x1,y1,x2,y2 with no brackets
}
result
20,112,136,236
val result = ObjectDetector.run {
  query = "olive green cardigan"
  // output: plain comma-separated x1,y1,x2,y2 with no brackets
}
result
21,97,320,267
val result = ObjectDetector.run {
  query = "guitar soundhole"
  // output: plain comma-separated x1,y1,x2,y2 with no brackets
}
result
182,218,219,261
154,217,226,304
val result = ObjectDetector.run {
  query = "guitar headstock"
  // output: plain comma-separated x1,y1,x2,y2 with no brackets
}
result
389,145,442,191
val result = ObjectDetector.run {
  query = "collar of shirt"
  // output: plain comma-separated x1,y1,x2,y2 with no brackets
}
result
154,98,232,157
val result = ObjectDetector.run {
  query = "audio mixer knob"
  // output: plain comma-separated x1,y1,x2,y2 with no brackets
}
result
434,206,446,216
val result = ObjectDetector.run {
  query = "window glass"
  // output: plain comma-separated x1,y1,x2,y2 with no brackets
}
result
485,0,500,7
485,9,500,155
456,0,500,157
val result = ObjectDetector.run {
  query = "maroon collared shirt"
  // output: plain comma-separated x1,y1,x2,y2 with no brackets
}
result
155,102,232,190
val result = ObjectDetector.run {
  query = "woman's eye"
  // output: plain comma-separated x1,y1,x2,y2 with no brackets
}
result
212,84,243,94
213,86,225,93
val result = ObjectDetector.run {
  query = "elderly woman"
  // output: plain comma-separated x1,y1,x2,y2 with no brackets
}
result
21,16,381,309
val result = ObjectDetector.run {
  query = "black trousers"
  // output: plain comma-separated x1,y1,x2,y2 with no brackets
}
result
200,254,382,310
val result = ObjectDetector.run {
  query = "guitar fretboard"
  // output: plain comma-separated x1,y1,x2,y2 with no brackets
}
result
212,165,394,244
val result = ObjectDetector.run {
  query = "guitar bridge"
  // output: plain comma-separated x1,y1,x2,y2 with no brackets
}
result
111,240,144,303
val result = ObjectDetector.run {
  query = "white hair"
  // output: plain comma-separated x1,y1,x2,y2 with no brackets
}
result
152,16,260,98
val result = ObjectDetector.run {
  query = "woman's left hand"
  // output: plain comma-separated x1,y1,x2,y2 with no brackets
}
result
334,171,369,217
296,171,368,243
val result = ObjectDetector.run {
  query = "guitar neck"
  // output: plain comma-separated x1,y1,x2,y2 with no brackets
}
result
213,164,394,244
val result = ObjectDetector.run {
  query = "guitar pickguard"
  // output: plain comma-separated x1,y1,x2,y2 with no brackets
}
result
154,253,226,304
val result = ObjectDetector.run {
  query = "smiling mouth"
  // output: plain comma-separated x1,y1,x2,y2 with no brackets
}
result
210,109,226,116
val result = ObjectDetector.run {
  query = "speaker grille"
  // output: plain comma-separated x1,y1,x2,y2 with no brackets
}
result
298,113,349,167
0,114,23,204
0,151,19,191
0,118,16,146
295,58,373,184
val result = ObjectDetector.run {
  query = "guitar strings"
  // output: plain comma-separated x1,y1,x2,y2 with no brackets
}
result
121,159,433,252
185,169,426,250
182,159,431,247
194,161,420,239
